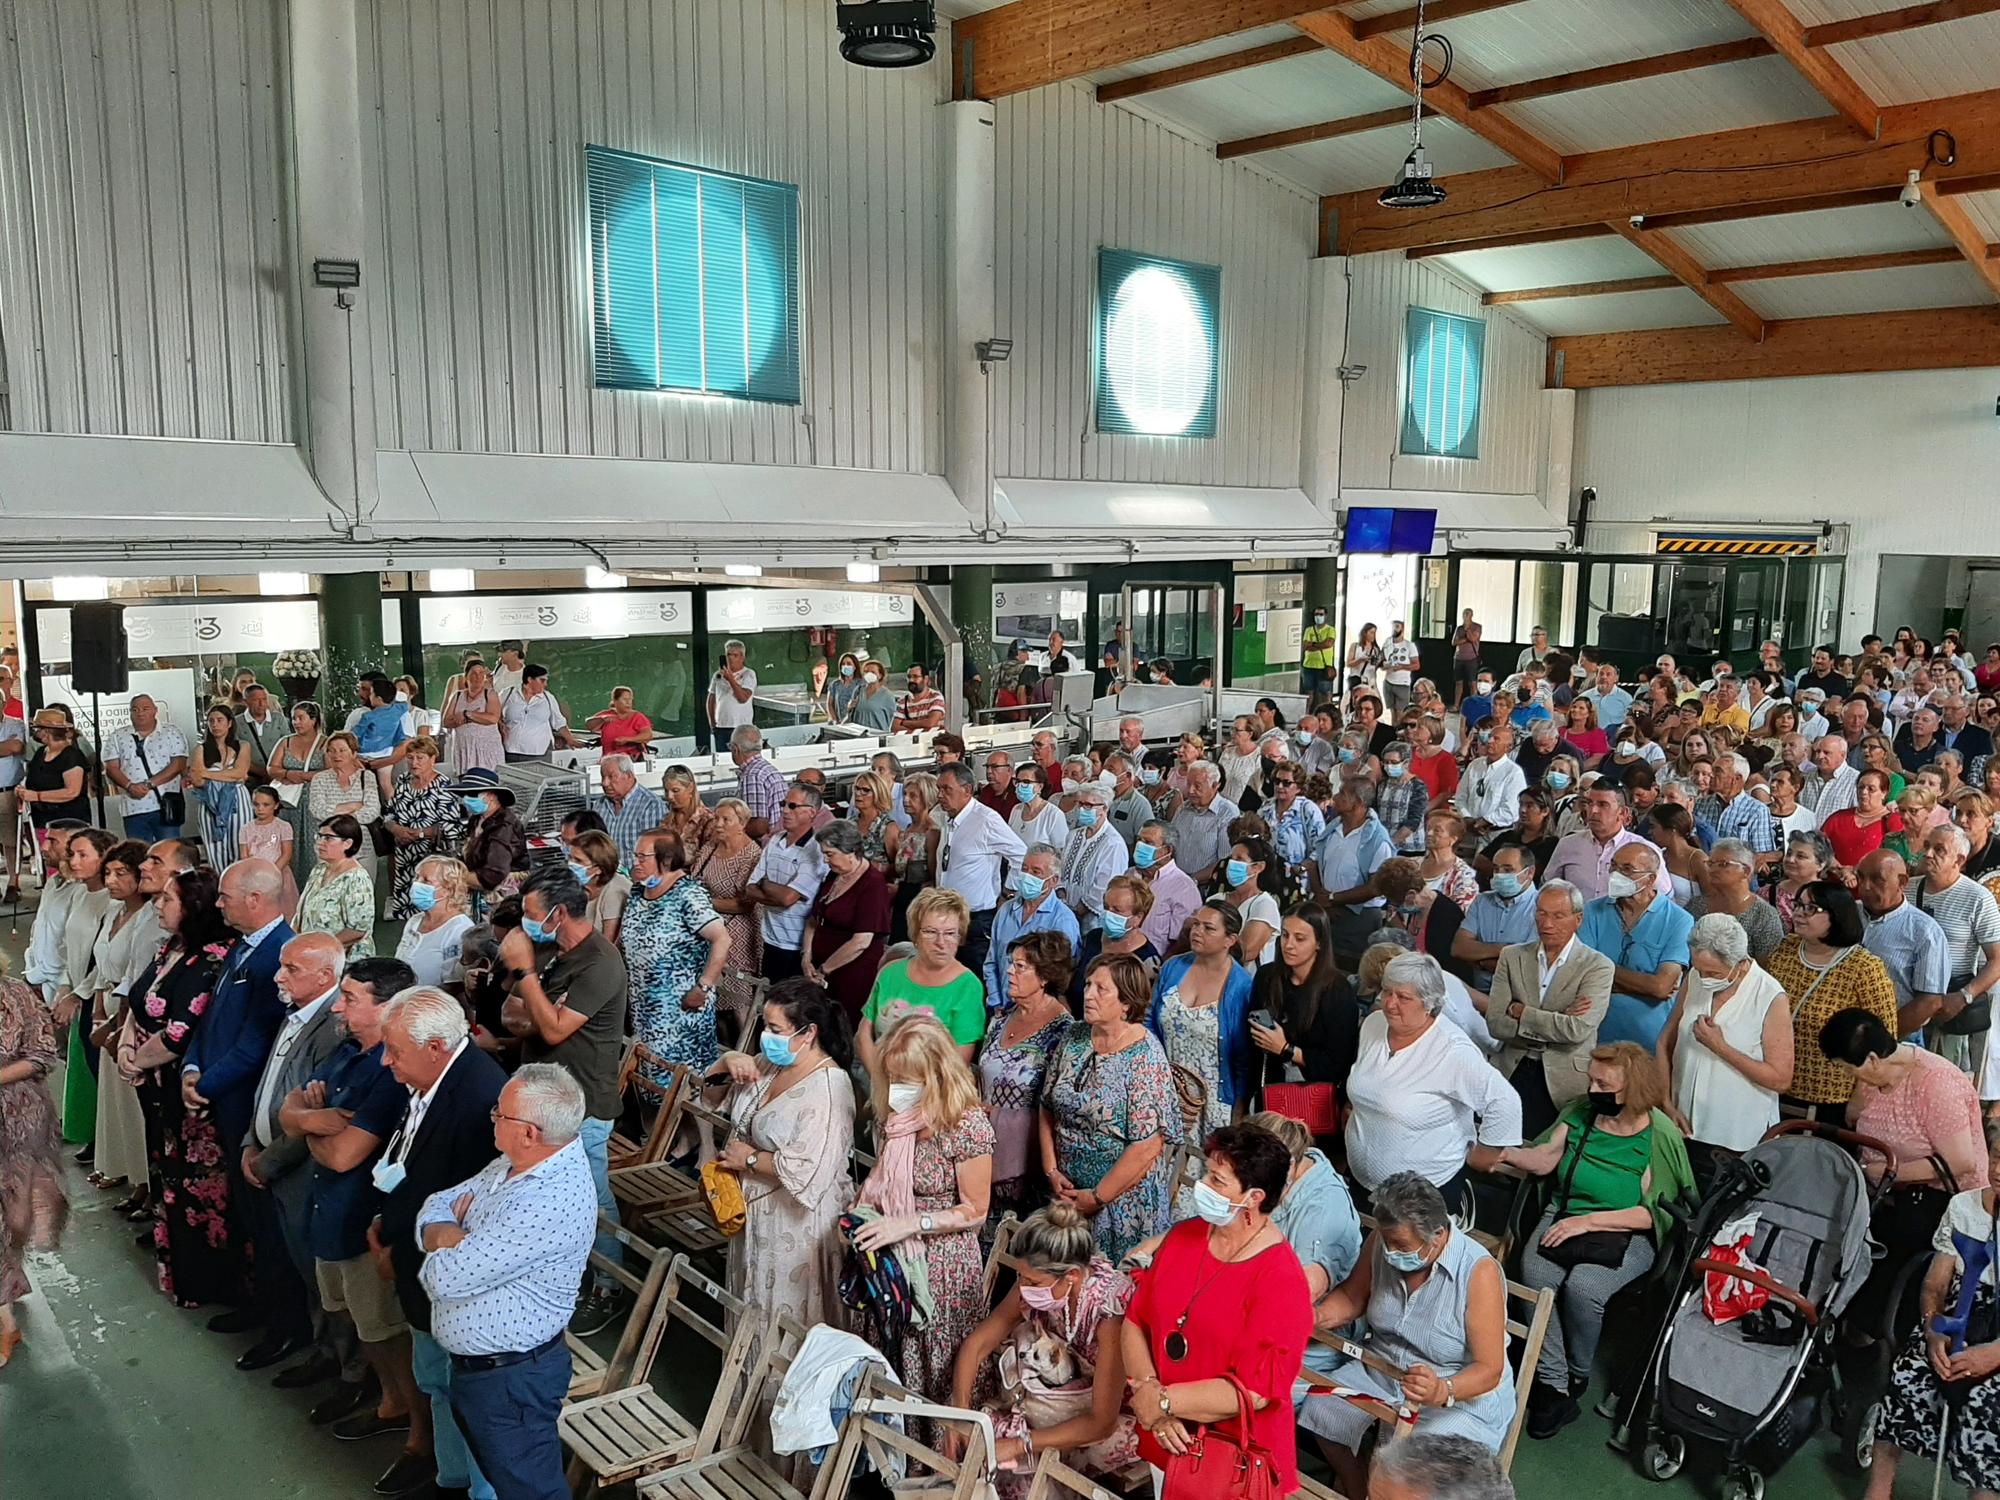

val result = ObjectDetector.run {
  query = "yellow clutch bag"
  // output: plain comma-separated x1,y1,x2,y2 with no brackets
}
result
700,1160,748,1237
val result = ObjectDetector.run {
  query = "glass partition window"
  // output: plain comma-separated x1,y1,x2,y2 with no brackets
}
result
705,588,915,729
993,585,1085,651
1515,560,1577,647
1456,560,1516,644
1416,558,1450,639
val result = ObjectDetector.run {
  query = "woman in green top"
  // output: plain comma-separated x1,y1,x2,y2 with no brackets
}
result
858,886,985,1070
1500,1041,1696,1441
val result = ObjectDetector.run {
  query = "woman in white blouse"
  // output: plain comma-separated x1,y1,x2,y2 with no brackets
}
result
1343,952,1523,1216
1009,763,1069,855
1657,913,1794,1185
394,854,476,990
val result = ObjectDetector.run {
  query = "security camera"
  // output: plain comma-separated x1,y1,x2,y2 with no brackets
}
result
1629,214,1645,228
1900,169,1923,208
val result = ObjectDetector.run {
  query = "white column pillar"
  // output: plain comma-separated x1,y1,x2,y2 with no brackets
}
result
1300,256,1350,516
1542,387,1577,528
944,100,997,534
289,0,380,534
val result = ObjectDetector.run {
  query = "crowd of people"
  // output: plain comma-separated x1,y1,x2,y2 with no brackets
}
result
5,619,2000,1500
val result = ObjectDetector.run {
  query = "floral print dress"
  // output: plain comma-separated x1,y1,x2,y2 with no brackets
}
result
1,976,68,1306
895,1107,997,1403
296,864,378,958
386,777,467,919
692,840,762,1042
620,875,725,1081
1154,982,1229,1139
978,1007,1071,1226
132,938,239,1307
1043,1027,1181,1263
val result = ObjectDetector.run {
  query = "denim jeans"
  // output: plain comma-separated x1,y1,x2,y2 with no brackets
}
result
577,1116,620,1289
411,1330,496,1500
121,808,181,845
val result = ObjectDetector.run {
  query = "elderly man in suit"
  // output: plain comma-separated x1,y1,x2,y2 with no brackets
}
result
371,987,510,1500
190,858,295,1335
1483,879,1615,1138
234,932,350,1375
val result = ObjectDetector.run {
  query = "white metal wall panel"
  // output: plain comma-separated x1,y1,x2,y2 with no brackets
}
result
0,0,290,440
989,80,1316,488
1337,253,1549,498
360,0,945,472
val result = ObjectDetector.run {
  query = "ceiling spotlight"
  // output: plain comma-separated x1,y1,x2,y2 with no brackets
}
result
1900,168,1923,209
1379,0,1450,209
837,1,935,69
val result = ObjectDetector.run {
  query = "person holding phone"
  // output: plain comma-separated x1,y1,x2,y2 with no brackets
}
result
1250,905,1363,1098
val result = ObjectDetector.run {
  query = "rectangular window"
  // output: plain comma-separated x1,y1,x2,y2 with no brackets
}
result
1401,307,1484,459
586,145,802,404
1095,249,1221,438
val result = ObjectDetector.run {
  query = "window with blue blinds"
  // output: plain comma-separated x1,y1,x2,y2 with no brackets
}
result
1094,249,1221,438
1401,307,1485,459
586,145,802,404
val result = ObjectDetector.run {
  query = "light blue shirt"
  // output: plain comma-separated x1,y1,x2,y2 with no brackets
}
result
1580,891,1694,1050
1314,812,1395,907
589,784,668,869
1582,685,1634,731
417,1138,597,1357
1462,886,1540,991
1270,797,1328,873
983,893,1081,1009
1273,1150,1362,1373
1863,900,1951,1013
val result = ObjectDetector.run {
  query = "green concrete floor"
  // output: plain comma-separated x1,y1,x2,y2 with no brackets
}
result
0,893,1965,1499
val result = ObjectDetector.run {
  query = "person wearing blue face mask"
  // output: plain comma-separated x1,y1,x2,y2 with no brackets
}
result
567,829,631,948
982,845,1081,1009
448,768,528,905
1067,873,1161,1006
1300,1171,1516,1494
1452,844,1541,993
1376,741,1430,856
1008,764,1069,856
1059,784,1131,937
394,855,478,990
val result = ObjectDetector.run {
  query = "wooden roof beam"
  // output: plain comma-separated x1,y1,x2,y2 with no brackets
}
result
1482,275,1682,304
1919,183,2000,297
1706,246,1968,281
1326,87,2000,255
1217,106,1411,159
1095,35,1322,103
1467,39,1775,110
1722,0,1880,135
1547,304,2000,388
951,1,1347,101
1403,225,1616,259
1804,0,2000,48
1609,220,1767,340
1353,0,1529,40
1290,10,1566,182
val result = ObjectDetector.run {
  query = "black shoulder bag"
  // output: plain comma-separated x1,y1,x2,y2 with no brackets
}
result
131,732,187,827
1539,1112,1638,1271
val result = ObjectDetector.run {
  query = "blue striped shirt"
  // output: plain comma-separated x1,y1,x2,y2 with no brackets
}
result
589,785,667,867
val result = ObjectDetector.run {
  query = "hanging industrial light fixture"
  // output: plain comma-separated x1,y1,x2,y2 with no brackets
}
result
837,1,936,68
1379,0,1449,209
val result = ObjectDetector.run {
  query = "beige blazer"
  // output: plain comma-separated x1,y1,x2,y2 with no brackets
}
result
1484,937,1616,1107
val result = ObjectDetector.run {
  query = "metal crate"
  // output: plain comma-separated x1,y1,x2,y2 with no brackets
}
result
498,761,592,839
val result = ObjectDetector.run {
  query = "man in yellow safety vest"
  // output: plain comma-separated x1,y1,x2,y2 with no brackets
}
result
1302,607,1338,702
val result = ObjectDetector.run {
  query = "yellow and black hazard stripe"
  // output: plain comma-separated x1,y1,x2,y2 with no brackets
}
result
1654,536,1819,556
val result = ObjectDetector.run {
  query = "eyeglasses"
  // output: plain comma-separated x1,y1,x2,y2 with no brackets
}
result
489,1107,535,1127
782,801,814,811
1792,903,1823,918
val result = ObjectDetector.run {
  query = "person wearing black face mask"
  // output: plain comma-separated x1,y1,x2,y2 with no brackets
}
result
1498,1041,1696,1440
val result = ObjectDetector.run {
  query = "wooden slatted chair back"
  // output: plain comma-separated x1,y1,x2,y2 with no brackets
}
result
980,1212,1026,1302
846,1368,998,1500
567,1218,670,1397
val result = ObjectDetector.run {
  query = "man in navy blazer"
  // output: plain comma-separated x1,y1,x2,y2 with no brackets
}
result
184,860,296,1144
371,986,508,1500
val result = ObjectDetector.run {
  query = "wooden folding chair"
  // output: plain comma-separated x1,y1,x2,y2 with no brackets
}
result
608,1048,689,1176
1497,1278,1555,1474
1025,1450,1124,1500
561,1255,764,1493
980,1212,1025,1302
608,1083,733,1259
567,1218,671,1400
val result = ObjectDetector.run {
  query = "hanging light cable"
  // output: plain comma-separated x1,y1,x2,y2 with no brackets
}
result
1379,0,1450,208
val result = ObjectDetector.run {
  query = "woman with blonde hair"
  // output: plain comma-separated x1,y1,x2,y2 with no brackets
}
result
691,797,760,1041
394,854,477,988
852,1015,995,1401
661,765,714,855
569,828,630,945
891,772,942,942
380,733,463,919
947,1198,1138,1498
861,886,985,1067
849,768,903,877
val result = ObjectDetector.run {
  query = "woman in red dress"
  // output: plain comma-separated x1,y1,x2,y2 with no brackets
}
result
1822,768,1910,871
1120,1124,1314,1498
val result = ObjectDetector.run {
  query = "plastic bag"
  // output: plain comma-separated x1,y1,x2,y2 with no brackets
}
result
1702,1211,1771,1325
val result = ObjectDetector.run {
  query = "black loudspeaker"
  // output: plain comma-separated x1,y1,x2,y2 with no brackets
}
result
71,602,130,694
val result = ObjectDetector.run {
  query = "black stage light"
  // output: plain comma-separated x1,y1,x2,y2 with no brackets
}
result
837,1,936,69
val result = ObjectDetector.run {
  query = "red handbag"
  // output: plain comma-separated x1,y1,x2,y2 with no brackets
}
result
1262,1081,1339,1136
1162,1376,1285,1500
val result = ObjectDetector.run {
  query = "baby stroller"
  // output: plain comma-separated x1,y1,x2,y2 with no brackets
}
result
1634,1122,1879,1500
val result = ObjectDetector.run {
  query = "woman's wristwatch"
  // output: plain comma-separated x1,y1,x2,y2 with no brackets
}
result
744,1151,760,1172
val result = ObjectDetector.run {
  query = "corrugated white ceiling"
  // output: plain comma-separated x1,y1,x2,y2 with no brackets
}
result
1514,287,1727,338
1670,203,1954,267
1266,116,1516,196
1499,55,1830,153
1737,261,1999,320
1434,235,1665,292
1958,190,2000,243
1106,50,1407,147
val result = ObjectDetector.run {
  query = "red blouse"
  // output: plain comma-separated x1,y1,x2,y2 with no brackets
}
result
1822,808,1904,868
1127,1219,1314,1491
1410,747,1460,804
594,710,654,759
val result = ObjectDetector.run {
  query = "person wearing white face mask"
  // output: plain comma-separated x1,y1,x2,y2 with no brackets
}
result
1578,842,1693,1050
851,1015,994,1403
1121,1124,1314,1500
947,1199,1141,1497
848,657,898,733
1300,1171,1515,1495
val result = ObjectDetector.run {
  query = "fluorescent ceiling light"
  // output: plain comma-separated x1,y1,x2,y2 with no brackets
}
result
259,572,310,596
430,569,475,592
586,567,628,590
846,562,881,583
724,565,763,578
52,576,109,601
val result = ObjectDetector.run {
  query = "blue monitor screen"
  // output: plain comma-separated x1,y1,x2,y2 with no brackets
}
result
1344,506,1437,553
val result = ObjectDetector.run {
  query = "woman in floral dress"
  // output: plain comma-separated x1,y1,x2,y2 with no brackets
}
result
980,932,1075,1229
621,829,730,1083
117,868,239,1308
1,961,69,1363
296,814,378,958
1041,954,1181,1263
380,737,465,920
853,1016,995,1404
691,799,761,1044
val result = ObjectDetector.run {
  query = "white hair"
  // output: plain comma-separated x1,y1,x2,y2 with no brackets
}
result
1688,912,1750,967
729,725,763,753
1381,952,1447,1016
1721,752,1750,779
1073,781,1111,806
1539,879,1585,916
1929,823,1973,860
1187,759,1220,786
383,986,469,1049
599,753,635,778
508,1062,587,1145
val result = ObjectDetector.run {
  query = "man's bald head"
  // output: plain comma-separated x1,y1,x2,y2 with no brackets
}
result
219,858,286,935
275,931,345,1006
1854,848,1910,916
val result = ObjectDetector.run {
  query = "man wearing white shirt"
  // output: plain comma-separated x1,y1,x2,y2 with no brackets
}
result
105,694,190,842
744,788,829,981
490,640,527,701
500,665,575,763
1312,777,1396,965
706,639,758,756
1455,722,1528,835
935,762,1028,968
237,934,349,1379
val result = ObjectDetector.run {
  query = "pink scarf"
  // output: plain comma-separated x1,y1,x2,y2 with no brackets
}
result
859,1108,925,1220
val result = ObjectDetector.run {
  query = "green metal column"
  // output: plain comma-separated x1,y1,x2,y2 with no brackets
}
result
951,565,996,715
318,569,387,722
